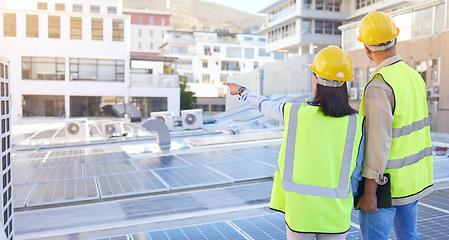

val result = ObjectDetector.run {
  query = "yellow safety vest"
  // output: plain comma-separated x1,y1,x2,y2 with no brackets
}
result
270,103,364,233
360,60,433,204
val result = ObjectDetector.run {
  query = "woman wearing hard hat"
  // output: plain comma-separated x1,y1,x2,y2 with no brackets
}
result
224,45,364,240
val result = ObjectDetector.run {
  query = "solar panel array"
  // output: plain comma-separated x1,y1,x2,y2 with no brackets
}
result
94,189,449,240
13,144,281,208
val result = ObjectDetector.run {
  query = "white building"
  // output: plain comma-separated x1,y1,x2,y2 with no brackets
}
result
160,30,281,114
258,0,345,55
0,0,180,125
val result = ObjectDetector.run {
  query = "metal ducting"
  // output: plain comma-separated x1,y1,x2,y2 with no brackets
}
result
112,103,142,122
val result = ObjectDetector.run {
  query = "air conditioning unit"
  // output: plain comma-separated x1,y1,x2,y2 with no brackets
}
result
350,88,358,100
65,118,89,138
181,109,203,130
103,122,125,137
151,111,174,131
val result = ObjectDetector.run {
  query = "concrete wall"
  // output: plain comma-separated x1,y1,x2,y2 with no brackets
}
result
346,30,449,133
225,54,314,110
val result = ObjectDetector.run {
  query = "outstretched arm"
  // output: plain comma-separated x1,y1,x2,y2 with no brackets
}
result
223,82,284,122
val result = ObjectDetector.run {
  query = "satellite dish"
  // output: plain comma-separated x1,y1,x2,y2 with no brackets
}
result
67,123,80,135
185,114,196,125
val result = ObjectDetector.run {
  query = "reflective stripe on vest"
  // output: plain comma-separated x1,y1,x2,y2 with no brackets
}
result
386,147,432,169
282,104,356,199
392,117,430,138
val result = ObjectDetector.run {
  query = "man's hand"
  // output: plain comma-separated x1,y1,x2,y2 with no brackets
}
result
355,178,379,213
223,82,244,96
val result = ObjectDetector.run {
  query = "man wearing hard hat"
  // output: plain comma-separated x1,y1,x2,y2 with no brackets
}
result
225,45,365,240
355,11,433,240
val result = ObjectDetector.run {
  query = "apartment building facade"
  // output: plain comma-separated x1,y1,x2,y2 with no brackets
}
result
0,0,179,124
160,30,280,114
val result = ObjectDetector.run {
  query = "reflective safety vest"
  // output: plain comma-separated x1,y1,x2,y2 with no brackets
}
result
270,103,364,233
360,60,433,205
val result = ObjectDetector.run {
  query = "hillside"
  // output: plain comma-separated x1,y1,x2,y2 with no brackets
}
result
123,0,265,32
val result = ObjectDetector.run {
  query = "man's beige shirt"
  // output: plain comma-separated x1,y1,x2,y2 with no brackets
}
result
362,55,402,181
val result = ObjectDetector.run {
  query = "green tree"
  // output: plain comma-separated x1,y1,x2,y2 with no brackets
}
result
179,76,197,110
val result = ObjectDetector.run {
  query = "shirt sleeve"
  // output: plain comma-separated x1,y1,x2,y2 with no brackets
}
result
362,76,394,181
241,89,284,122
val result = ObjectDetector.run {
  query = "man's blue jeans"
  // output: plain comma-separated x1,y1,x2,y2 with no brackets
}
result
359,200,419,240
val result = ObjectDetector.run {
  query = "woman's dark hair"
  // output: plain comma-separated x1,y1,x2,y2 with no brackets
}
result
307,81,356,118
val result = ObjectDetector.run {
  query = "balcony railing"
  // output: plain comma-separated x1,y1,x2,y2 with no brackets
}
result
130,74,179,88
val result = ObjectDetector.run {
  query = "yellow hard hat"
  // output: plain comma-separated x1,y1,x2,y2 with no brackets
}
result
309,45,353,82
358,11,400,45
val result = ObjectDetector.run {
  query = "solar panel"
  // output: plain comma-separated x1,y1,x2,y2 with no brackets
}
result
131,221,248,240
419,189,449,212
30,129,59,139
42,154,86,167
153,165,233,190
12,152,48,161
12,160,41,185
95,236,129,240
26,177,99,206
207,160,275,182
131,156,191,170
13,184,34,208
85,160,138,177
97,171,168,198
27,165,84,183
224,147,280,166
176,151,241,165
230,213,286,240
87,152,131,163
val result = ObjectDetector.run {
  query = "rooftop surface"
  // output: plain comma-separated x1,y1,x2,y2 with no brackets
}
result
11,98,449,240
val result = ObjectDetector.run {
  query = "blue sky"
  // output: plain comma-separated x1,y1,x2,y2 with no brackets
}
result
198,0,272,15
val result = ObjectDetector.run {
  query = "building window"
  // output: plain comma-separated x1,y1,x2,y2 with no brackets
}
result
48,16,60,38
26,15,39,38
204,46,211,55
150,17,154,25
220,74,229,82
244,37,253,41
316,0,341,11
202,61,208,68
37,2,47,10
175,59,193,70
138,29,142,37
254,62,259,69
22,95,65,117
91,18,103,40
259,38,266,42
213,46,220,53
202,74,211,83
274,52,285,60
161,18,165,26
412,7,433,37
150,43,153,50
258,49,270,57
356,0,378,10
22,57,65,80
129,97,167,117
303,0,312,9
3,14,16,37
55,3,65,11
226,47,242,58
138,16,142,24
150,30,153,37
70,17,82,40
211,104,225,112
170,45,188,55
315,20,341,35
138,42,141,49
90,5,100,13
107,7,117,14
69,58,124,82
244,48,254,59
221,61,240,71
70,96,124,117
113,19,124,41
302,19,312,33
73,4,82,12
194,104,209,112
